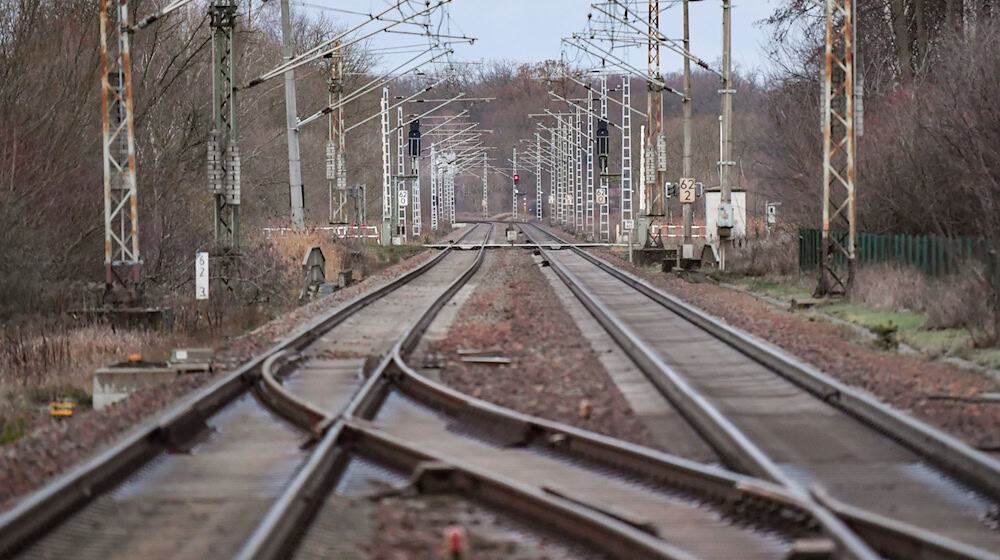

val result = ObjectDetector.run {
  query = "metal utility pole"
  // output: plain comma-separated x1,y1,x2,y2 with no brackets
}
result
396,106,407,238
575,106,584,233
380,88,392,244
208,0,240,255
280,0,305,230
512,148,518,219
430,143,439,230
639,123,646,214
328,50,349,224
640,0,665,248
536,132,543,219
551,121,560,224
621,74,633,239
817,0,856,295
718,0,735,270
599,76,610,241
411,125,421,237
447,154,457,223
100,0,141,299
681,0,694,259
586,92,595,234
554,125,563,225
482,151,488,218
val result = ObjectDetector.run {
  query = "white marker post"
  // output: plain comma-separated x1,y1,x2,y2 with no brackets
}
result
196,252,209,300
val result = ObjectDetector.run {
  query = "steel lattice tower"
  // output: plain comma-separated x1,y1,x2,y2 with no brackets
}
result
645,0,664,219
512,148,518,219
380,88,392,224
598,76,610,241
818,0,856,295
620,74,633,236
100,0,141,296
208,0,240,255
482,152,488,218
586,92,595,235
396,107,406,238
430,144,439,230
536,132,543,219
328,50,349,224
575,107,584,232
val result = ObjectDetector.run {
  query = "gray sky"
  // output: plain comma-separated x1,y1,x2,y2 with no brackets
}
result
296,1,778,75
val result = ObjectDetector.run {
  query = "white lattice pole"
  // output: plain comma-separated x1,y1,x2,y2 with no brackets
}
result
396,107,406,238
512,148,518,219
482,151,488,218
586,92,595,237
575,106,584,232
430,144,439,230
599,76,610,241
380,88,391,223
621,75,633,236
536,132,543,219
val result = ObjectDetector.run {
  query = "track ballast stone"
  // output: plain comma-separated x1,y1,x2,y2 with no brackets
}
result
429,250,655,448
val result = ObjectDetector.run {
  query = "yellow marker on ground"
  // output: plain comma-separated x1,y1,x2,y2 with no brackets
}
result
49,402,76,417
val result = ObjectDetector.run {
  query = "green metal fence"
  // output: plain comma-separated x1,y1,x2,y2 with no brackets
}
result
799,228,988,277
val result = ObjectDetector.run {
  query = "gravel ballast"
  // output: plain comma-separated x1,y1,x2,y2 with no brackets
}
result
426,249,655,448
591,247,1000,453
366,494,607,560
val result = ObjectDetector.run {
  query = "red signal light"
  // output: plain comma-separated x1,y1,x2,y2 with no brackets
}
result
513,174,520,182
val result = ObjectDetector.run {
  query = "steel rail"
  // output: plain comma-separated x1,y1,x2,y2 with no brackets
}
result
520,222,1000,560
240,220,833,560
235,223,495,560
598,249,1000,494
517,223,879,560
0,223,487,557
341,421,702,560
526,223,1000,495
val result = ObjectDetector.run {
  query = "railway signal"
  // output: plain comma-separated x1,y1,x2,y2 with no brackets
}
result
596,119,610,172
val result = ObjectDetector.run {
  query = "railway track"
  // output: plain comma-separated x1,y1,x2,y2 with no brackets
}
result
0,224,490,558
519,222,1000,560
235,225,884,560
5,218,996,559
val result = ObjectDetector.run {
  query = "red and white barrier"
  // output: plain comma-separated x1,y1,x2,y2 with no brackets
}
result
262,225,379,240
649,224,707,239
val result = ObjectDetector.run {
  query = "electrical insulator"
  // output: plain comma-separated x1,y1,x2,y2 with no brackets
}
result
407,119,421,157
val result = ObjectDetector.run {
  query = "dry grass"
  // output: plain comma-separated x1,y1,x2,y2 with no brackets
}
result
268,231,346,282
849,262,998,347
0,233,333,444
850,265,929,313
0,321,189,443
726,226,799,277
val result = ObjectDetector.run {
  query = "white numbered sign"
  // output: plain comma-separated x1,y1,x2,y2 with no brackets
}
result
398,189,408,207
195,252,209,300
623,219,634,231
679,177,696,204
596,188,607,205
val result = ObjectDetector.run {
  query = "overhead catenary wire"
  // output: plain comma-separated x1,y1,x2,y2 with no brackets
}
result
246,0,454,88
